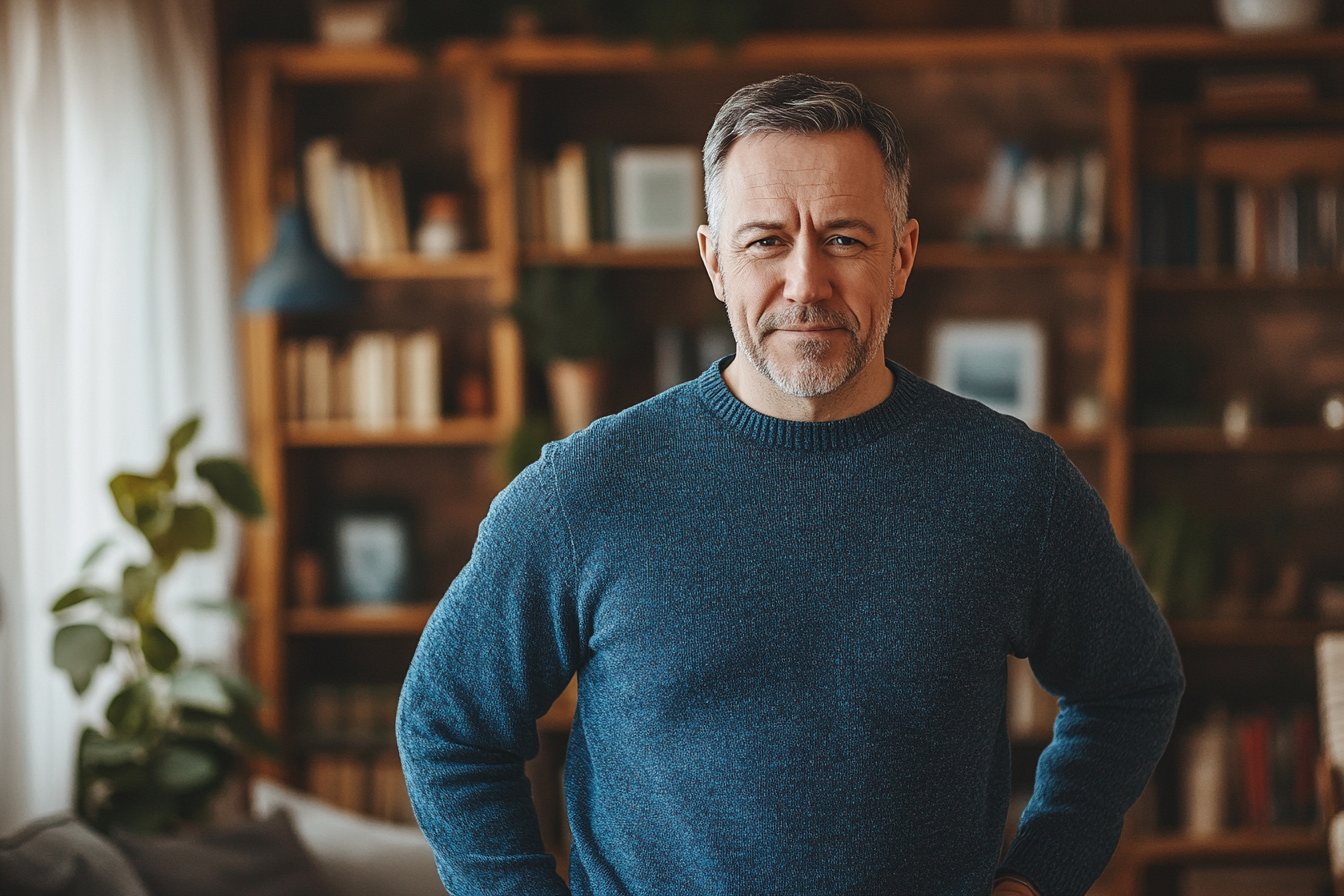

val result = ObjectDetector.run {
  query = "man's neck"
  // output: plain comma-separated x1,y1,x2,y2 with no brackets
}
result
721,356,895,423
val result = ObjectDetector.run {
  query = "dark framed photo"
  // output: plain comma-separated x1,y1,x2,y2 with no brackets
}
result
329,498,416,606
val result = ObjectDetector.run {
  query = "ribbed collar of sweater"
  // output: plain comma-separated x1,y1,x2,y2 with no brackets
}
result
697,356,923,450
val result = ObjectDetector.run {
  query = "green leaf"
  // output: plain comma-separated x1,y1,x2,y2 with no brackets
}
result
106,680,155,739
53,624,113,695
123,564,159,621
140,623,180,673
80,538,114,571
222,710,281,758
52,585,114,613
80,729,147,768
169,667,232,715
154,744,218,793
195,458,266,519
168,417,201,455
109,473,173,537
216,671,264,708
149,504,216,571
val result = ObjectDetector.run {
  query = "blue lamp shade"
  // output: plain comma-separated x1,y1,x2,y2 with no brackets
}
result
240,205,356,313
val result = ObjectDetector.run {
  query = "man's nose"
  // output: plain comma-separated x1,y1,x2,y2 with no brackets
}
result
781,240,833,304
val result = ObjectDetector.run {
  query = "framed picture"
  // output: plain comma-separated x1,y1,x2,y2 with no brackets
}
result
929,320,1046,427
613,146,703,248
330,499,416,606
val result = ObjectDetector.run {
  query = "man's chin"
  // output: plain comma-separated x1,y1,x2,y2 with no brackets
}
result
762,359,854,398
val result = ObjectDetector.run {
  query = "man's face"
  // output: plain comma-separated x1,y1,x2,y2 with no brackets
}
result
699,130,916,398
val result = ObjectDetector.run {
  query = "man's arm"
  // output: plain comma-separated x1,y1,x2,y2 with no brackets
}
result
998,448,1184,896
396,454,578,896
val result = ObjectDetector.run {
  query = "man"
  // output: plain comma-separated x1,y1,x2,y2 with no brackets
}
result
398,74,1183,896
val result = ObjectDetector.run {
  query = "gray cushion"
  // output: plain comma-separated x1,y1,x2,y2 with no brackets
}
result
0,812,151,896
111,811,331,896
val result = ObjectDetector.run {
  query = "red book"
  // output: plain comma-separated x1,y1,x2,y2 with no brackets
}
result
1237,714,1272,827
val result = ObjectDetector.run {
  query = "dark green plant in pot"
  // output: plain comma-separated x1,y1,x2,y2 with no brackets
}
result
50,416,273,833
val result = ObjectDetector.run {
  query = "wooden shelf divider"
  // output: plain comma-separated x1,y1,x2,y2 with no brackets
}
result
1132,427,1344,455
1169,618,1338,649
284,417,502,448
287,604,438,636
343,251,498,281
1127,827,1326,862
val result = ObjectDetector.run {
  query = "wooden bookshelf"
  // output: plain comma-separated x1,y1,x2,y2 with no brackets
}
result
287,604,438,636
1127,827,1326,862
1170,619,1337,649
1135,270,1344,291
343,251,499,280
1133,427,1344,455
228,30,1344,894
284,418,502,447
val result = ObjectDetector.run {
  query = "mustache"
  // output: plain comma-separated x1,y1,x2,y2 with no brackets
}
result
758,305,859,336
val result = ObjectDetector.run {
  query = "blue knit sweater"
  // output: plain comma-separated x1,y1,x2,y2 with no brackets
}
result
398,360,1183,896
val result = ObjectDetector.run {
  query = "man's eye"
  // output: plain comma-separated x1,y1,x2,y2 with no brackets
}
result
751,236,783,248
829,235,861,247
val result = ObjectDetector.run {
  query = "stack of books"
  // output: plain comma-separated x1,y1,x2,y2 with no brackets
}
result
966,144,1107,251
1180,704,1318,834
518,141,703,250
1137,178,1342,274
304,137,411,261
302,683,414,823
282,330,444,430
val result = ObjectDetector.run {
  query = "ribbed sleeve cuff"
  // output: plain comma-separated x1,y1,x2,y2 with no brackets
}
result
1001,830,1111,896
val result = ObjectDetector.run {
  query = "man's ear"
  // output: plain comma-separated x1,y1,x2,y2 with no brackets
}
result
698,225,726,303
891,217,919,299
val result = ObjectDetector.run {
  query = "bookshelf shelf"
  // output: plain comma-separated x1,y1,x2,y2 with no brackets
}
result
1135,271,1344,291
1127,827,1325,862
1169,619,1336,649
916,243,1120,270
284,417,502,447
1037,425,1109,450
343,252,499,281
287,604,437,636
522,244,701,268
266,44,425,83
1132,427,1344,455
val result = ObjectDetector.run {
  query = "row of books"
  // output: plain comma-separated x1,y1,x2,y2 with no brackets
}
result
303,138,411,261
966,143,1107,251
1137,178,1344,274
283,331,450,430
301,683,401,742
518,142,704,250
1180,705,1317,834
307,750,416,825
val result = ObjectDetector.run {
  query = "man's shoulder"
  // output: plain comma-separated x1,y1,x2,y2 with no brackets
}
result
902,373,1061,477
539,379,706,475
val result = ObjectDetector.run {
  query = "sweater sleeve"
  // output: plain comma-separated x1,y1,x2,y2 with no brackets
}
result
396,451,580,896
999,448,1184,896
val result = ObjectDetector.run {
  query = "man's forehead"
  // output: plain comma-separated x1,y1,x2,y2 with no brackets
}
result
719,130,886,210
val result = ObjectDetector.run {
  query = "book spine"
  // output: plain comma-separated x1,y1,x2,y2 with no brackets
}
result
555,142,590,251
398,329,441,430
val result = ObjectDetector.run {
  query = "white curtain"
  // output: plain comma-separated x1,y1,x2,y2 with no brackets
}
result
0,0,240,829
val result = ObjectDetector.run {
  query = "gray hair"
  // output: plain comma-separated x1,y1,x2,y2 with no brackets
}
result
703,73,910,243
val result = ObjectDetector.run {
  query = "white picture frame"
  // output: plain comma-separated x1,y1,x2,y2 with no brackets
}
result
612,146,703,248
930,320,1046,427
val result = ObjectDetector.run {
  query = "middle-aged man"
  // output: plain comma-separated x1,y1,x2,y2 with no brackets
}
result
399,73,1184,896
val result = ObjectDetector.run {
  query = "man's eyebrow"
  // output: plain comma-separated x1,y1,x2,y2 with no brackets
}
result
731,218,881,241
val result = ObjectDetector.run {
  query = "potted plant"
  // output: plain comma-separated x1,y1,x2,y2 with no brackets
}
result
50,416,273,832
515,266,617,437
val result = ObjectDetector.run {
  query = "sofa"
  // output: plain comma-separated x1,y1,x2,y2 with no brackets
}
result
0,779,446,896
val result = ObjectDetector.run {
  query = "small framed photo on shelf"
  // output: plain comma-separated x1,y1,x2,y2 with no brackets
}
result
330,499,416,606
930,320,1046,427
613,146,703,248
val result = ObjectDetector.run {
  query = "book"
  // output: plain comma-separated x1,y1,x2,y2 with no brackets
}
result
350,332,398,431
397,329,441,430
1076,149,1106,252
301,338,333,424
1182,708,1229,835
370,751,416,824
303,138,342,258
282,339,303,422
555,142,591,251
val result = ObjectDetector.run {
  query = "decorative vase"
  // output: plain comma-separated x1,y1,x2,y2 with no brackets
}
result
546,359,607,438
1216,0,1322,33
